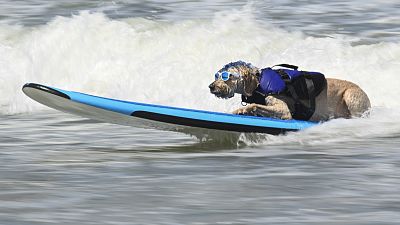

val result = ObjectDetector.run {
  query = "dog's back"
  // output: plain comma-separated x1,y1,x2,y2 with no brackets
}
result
312,78,371,121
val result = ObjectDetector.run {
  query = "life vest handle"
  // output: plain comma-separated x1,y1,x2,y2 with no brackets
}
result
272,64,298,70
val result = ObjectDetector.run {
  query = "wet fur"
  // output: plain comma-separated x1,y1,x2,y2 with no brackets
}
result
209,63,371,121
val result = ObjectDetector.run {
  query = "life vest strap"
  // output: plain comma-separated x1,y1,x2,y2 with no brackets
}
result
277,70,313,120
272,64,299,71
241,91,266,106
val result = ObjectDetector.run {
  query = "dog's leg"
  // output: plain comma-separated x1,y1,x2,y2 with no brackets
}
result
343,87,371,117
232,96,293,120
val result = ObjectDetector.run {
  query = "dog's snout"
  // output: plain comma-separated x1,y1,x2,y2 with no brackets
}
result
209,83,215,90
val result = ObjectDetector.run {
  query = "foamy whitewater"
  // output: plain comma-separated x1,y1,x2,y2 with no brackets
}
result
1,10,400,114
1,1,400,224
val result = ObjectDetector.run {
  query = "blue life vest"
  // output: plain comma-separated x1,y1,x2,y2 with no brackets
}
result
242,64,327,121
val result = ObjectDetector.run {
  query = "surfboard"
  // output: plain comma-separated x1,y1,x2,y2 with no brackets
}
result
22,83,317,135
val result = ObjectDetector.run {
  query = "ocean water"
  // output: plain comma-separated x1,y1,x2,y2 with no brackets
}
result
1,0,400,224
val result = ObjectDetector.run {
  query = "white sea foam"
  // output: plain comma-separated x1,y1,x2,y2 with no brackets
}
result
0,10,399,116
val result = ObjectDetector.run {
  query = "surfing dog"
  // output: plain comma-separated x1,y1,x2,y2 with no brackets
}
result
208,61,371,121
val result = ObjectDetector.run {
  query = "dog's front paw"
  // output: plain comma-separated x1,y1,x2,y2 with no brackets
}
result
232,108,246,115
232,104,257,115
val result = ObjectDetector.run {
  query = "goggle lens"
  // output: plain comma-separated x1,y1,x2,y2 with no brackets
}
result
215,71,237,81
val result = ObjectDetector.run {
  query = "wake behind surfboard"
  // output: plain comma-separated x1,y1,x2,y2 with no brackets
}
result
22,83,317,135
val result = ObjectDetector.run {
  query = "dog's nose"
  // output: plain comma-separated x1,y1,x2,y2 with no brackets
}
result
209,83,215,90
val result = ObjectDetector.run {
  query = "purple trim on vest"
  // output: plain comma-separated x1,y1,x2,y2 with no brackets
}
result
256,68,286,95
256,68,305,95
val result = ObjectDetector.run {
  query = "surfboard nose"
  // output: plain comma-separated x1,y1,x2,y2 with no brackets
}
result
22,83,70,99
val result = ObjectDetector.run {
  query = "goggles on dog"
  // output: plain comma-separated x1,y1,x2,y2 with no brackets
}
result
214,71,240,81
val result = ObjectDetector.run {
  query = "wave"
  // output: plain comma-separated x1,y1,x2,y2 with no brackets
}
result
1,10,399,115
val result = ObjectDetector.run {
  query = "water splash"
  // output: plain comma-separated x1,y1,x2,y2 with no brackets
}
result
0,10,399,116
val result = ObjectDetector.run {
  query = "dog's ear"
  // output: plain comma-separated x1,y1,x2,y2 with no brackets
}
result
242,69,260,96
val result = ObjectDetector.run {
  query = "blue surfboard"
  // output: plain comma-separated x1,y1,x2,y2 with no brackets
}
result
22,83,317,135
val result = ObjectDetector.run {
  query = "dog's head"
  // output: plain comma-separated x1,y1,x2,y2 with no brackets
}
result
208,61,260,98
